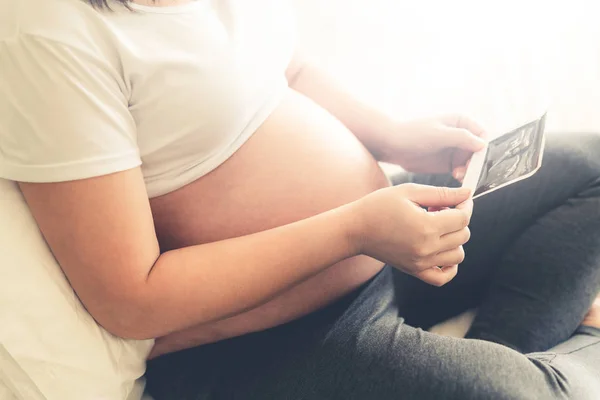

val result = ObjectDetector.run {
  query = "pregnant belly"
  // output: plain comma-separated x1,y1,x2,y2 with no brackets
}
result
150,89,389,332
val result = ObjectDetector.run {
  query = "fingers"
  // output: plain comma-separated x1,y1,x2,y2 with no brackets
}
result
413,242,466,271
403,184,472,208
447,128,487,153
439,227,470,252
429,199,472,216
428,206,449,212
452,148,475,176
445,115,488,176
430,246,466,267
430,208,470,233
415,246,465,286
460,116,489,140
421,192,472,235
444,114,488,139
455,198,473,218
452,166,467,181
416,265,459,287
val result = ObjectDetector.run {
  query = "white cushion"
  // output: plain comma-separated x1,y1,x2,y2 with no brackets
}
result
0,179,153,399
429,309,477,338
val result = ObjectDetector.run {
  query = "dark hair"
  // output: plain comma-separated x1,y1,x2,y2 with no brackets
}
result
88,0,129,7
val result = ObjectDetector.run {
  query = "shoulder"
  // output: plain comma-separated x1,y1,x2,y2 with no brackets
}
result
0,0,123,62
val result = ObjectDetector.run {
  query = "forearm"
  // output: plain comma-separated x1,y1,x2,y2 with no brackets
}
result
126,205,358,340
149,306,280,359
149,261,366,358
289,62,395,160
148,64,397,354
150,282,330,358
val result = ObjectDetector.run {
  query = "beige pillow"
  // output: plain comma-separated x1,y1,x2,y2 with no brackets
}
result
0,179,153,399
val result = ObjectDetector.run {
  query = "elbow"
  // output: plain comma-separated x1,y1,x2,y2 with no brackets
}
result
100,318,156,341
88,295,160,340
95,306,157,340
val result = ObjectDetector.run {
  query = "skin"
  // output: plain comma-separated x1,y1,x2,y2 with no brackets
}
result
19,51,482,358
582,296,600,328
23,2,598,362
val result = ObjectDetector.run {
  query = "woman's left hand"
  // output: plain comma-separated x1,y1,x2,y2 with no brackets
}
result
380,115,488,180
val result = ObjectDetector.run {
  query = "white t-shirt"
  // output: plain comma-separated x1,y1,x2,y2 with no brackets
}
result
0,0,296,197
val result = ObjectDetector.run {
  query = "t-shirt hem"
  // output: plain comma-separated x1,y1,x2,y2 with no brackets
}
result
145,130,253,198
144,83,286,198
0,152,142,183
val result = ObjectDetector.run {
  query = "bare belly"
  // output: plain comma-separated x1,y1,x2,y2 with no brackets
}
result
150,89,389,330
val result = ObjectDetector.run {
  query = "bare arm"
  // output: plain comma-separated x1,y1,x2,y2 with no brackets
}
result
7,31,470,355
286,54,487,176
149,276,342,358
20,168,357,340
286,53,396,160
147,56,456,356
20,168,469,349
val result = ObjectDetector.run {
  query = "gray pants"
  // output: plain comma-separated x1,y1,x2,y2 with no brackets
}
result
146,133,600,400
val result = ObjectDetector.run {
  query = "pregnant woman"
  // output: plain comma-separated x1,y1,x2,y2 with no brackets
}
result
1,0,599,398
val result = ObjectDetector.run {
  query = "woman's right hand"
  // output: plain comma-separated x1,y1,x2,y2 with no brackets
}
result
347,183,473,286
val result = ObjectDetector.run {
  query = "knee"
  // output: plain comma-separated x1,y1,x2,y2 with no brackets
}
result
544,132,600,185
528,351,600,400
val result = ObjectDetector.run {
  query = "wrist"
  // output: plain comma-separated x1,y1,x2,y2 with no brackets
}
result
363,114,399,162
336,201,366,258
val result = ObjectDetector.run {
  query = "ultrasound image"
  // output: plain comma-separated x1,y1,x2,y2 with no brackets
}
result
474,113,546,196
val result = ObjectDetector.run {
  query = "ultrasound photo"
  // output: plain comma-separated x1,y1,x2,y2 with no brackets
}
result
473,113,546,197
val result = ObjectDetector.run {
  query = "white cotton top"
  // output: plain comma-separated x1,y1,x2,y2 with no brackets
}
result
0,0,296,197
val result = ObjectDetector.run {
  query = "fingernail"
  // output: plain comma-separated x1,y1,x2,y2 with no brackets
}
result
457,187,472,196
475,136,487,146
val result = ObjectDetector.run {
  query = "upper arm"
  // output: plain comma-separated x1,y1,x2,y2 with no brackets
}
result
0,34,140,181
19,170,160,335
0,33,157,334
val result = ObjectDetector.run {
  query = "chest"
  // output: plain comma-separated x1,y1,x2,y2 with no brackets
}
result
106,0,295,157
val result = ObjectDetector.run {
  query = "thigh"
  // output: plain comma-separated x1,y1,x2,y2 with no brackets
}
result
146,267,589,400
396,132,600,328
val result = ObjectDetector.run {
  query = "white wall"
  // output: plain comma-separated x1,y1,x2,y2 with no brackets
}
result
294,0,600,135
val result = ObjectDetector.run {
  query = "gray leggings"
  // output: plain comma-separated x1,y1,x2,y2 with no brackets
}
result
146,133,600,400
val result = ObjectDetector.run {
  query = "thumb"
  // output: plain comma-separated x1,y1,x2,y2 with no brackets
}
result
446,128,487,152
403,184,472,207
